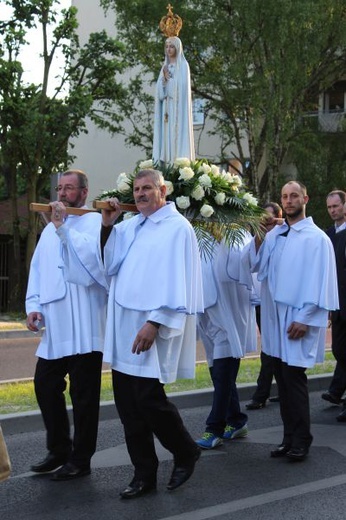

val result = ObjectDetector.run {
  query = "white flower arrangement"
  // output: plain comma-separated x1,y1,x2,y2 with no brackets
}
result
98,157,264,250
214,192,226,206
176,195,191,210
116,172,131,193
200,204,214,218
138,159,153,169
178,166,195,181
164,180,174,195
174,157,191,168
191,185,205,201
198,173,213,188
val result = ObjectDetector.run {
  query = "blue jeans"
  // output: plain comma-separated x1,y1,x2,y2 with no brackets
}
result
205,357,248,437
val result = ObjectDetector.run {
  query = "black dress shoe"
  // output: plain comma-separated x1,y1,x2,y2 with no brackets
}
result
268,396,280,403
246,400,266,410
321,391,342,405
336,408,346,422
270,444,291,458
120,479,156,499
31,453,69,473
286,447,309,461
167,448,201,491
51,462,91,481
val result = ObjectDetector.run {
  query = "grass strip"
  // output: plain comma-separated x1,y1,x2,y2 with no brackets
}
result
0,353,336,416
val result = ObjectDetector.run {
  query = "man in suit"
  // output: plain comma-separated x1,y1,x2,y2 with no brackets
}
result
321,190,346,420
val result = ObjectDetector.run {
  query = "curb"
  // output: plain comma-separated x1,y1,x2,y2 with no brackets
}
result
0,373,332,436
0,329,41,339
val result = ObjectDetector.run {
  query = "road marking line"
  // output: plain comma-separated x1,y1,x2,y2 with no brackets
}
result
159,473,346,520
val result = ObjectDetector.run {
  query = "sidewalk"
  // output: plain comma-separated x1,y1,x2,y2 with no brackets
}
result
0,314,29,339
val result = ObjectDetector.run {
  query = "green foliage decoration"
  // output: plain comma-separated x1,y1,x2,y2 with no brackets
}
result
98,157,264,255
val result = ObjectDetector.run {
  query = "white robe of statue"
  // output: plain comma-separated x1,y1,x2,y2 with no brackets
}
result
153,36,195,165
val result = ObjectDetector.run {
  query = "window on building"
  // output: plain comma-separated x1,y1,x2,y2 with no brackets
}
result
193,98,205,126
323,81,346,113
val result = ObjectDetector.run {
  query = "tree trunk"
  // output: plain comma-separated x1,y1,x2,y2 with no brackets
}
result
25,176,40,275
7,166,23,311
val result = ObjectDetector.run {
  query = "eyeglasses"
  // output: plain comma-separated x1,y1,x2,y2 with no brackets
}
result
54,185,85,193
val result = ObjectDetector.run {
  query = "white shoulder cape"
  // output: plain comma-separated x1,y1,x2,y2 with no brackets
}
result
104,203,204,314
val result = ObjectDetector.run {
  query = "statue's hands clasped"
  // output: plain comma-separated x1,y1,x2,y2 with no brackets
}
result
163,65,171,83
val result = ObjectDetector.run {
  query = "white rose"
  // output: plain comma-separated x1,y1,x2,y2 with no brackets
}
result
123,212,136,220
198,163,211,175
222,172,234,183
176,196,191,209
191,185,205,200
200,204,214,218
174,157,191,168
117,172,128,182
210,164,220,176
231,174,243,187
214,192,226,205
116,172,131,193
164,180,174,195
198,173,212,188
178,167,195,181
243,192,258,205
139,159,153,169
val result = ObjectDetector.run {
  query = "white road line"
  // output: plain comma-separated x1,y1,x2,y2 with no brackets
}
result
159,473,346,520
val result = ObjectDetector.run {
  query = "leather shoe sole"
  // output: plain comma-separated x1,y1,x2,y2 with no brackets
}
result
246,400,266,410
268,396,280,403
120,480,156,499
51,462,91,481
286,447,309,461
270,444,291,458
31,453,69,473
167,448,201,491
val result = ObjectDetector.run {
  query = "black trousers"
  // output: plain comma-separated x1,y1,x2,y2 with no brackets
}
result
252,306,275,403
252,351,275,403
34,352,103,467
272,357,313,449
329,315,346,399
112,370,198,483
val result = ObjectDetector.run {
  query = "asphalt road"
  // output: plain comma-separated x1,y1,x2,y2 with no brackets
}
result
0,335,40,381
0,335,208,382
1,330,342,520
1,385,345,520
0,327,331,382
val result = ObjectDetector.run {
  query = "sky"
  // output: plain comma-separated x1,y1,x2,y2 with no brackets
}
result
2,0,71,94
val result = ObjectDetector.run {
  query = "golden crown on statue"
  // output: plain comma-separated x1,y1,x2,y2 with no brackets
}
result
159,4,183,37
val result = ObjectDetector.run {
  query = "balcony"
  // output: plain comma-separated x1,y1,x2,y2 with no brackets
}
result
318,111,345,132
303,110,345,133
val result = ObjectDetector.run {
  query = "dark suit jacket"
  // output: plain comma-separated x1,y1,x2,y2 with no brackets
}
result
326,226,346,320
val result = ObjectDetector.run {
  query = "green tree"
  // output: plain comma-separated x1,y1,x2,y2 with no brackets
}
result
292,130,346,229
101,0,346,202
0,0,129,310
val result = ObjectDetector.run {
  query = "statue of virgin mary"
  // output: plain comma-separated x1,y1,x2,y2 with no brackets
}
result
153,8,195,166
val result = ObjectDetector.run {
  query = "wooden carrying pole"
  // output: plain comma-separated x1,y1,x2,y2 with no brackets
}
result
92,200,137,212
30,202,138,215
